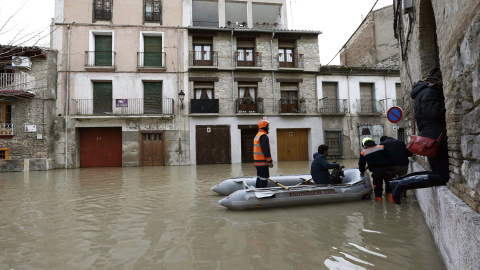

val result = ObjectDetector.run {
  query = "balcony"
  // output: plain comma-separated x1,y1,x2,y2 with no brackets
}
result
85,51,116,71
0,73,36,97
252,22,284,30
356,99,385,115
94,9,111,21
0,123,13,135
137,52,166,71
190,99,219,114
318,98,348,115
235,52,262,68
189,51,218,68
236,98,264,114
71,98,174,116
278,53,304,69
279,98,306,114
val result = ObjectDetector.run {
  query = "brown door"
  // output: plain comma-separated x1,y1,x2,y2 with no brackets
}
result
196,126,231,164
142,132,165,166
279,48,294,68
277,129,309,161
241,128,257,163
80,127,122,167
194,45,212,66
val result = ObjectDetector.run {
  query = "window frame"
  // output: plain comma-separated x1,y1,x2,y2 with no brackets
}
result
139,31,164,67
93,0,113,22
144,0,162,24
89,30,115,67
0,148,8,160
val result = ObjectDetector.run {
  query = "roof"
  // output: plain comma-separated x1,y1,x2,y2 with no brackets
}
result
187,26,322,35
0,89,36,98
0,45,48,61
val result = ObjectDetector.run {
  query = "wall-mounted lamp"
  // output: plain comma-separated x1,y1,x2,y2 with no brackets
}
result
179,90,185,110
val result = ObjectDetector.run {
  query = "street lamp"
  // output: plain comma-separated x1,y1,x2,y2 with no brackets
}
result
179,90,185,110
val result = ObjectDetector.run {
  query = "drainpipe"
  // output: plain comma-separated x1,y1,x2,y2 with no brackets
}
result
177,26,181,165
65,23,71,168
271,30,276,113
231,29,235,113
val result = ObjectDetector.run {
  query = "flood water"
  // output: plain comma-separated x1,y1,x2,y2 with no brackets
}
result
0,159,445,269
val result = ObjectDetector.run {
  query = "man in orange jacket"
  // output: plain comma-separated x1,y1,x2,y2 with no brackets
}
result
254,119,273,188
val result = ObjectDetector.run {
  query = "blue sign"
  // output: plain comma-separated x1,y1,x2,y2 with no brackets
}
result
387,106,403,123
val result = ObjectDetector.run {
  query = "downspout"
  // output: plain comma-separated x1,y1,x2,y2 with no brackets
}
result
231,29,235,113
271,30,275,113
177,25,181,165
65,24,71,168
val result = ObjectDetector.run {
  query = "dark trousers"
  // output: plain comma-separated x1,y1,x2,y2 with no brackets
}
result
428,144,449,183
256,166,270,188
371,167,394,198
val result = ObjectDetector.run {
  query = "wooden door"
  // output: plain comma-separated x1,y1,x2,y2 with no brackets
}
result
241,128,257,163
277,129,309,161
142,132,165,166
196,126,231,164
194,45,212,66
80,127,122,167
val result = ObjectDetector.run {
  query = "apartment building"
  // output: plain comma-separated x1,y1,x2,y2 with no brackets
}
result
0,46,57,171
185,0,323,165
317,66,401,159
52,0,189,168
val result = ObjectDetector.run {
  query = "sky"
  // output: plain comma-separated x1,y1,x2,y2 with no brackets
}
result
0,0,393,65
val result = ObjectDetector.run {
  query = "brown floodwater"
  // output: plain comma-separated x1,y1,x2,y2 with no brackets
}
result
0,159,445,269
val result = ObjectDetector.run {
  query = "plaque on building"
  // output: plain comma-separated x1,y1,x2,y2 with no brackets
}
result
25,125,37,132
116,99,128,107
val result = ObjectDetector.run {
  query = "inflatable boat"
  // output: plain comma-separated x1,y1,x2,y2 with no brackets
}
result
211,174,312,196
218,168,372,210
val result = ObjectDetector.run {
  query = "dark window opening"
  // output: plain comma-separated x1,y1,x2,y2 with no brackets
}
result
94,0,112,21
144,0,162,23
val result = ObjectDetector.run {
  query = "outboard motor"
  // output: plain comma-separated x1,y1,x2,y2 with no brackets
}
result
330,166,345,184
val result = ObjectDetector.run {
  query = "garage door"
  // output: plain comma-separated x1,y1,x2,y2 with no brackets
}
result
80,127,122,167
196,126,231,164
277,129,309,161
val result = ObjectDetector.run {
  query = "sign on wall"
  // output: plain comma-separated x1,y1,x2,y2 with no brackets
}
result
25,125,37,132
116,99,128,107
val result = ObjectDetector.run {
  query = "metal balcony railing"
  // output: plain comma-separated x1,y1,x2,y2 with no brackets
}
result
85,51,116,67
252,23,284,30
145,11,161,22
392,99,404,108
137,52,166,68
318,98,348,115
278,53,304,68
356,99,385,114
71,98,174,115
0,123,13,135
236,98,264,113
0,73,35,91
193,21,219,27
189,51,218,67
235,52,262,67
279,98,306,113
190,99,219,113
94,9,111,21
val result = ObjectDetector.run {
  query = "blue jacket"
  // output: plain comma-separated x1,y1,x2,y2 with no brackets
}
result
380,137,412,166
310,153,340,184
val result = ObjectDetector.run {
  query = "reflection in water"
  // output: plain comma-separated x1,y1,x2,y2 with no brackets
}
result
0,160,445,269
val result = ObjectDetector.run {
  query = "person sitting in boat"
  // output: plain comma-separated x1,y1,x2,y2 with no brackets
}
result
310,145,341,184
358,138,395,202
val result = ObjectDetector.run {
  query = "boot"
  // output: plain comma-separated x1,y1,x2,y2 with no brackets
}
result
388,194,395,203
375,197,382,201
390,175,430,204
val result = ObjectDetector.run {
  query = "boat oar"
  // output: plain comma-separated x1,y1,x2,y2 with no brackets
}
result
267,178,289,190
295,178,312,186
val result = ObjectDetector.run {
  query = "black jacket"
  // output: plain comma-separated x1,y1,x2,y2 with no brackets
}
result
358,145,393,173
410,81,446,143
380,137,412,166
310,153,339,184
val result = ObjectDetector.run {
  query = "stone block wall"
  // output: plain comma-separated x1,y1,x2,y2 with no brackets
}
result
396,0,480,211
340,14,376,67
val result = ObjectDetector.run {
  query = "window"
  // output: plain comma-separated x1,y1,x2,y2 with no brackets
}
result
144,0,161,23
194,82,214,99
236,38,255,67
192,37,214,66
0,103,12,135
95,35,113,66
359,83,375,113
324,131,342,157
278,40,295,68
238,83,258,113
143,35,163,67
94,0,112,21
144,82,162,114
0,148,8,160
280,83,299,113
93,82,112,114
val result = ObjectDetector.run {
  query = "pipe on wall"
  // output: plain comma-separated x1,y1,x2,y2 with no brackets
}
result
65,23,71,168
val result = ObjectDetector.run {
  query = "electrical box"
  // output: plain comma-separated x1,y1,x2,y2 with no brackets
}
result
12,56,32,69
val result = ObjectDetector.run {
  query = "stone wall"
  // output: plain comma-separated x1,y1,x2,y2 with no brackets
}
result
0,49,57,172
340,13,376,67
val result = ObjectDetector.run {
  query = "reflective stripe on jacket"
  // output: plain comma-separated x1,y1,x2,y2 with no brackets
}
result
253,130,272,167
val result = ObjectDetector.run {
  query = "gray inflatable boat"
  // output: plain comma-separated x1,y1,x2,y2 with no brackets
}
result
218,168,372,210
211,174,311,196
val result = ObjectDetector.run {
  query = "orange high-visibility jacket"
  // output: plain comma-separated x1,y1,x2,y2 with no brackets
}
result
253,130,272,167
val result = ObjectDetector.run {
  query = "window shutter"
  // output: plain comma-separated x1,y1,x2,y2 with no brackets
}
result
322,82,338,99
93,82,112,113
144,82,163,114
95,35,112,66
144,36,162,66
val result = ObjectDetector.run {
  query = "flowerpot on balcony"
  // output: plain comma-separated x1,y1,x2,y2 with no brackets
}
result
256,52,260,56
227,21,231,26
241,21,247,27
274,22,278,27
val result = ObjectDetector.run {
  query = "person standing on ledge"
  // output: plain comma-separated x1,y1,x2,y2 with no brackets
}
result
254,119,273,188
390,68,449,204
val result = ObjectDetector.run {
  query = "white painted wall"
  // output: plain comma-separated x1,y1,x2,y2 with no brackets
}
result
189,116,322,164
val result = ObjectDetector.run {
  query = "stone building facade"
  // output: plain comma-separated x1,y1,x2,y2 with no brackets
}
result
394,0,480,269
340,5,399,69
0,46,57,172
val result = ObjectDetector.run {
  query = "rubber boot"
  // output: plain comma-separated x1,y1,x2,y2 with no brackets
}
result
388,193,395,203
390,174,445,205
375,197,382,201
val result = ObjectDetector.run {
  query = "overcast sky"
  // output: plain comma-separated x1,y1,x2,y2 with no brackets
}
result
0,0,393,65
